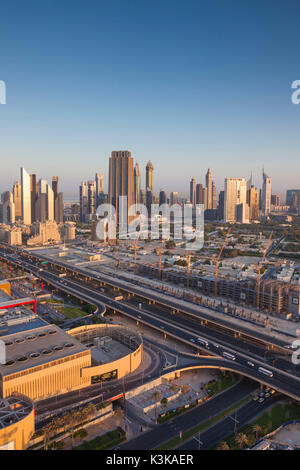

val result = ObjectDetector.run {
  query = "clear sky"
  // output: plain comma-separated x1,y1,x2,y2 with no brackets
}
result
0,0,300,200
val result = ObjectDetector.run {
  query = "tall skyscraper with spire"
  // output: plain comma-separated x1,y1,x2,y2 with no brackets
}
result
146,161,154,192
262,168,272,216
205,168,213,210
134,163,141,204
190,178,196,207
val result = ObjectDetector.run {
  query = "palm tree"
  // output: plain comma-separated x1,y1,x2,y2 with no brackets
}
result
217,441,230,450
252,424,262,440
235,433,249,449
115,407,124,427
42,421,56,450
151,391,161,423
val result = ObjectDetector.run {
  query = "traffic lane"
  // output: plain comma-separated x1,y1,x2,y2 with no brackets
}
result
177,395,280,450
118,378,257,450
124,299,296,374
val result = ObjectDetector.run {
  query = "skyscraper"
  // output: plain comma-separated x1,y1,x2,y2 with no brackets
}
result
95,172,104,205
212,181,217,210
30,174,37,223
247,185,259,221
46,184,54,221
262,169,272,216
21,167,31,225
146,161,154,192
88,180,96,218
134,163,141,204
13,181,22,219
108,150,134,225
1,191,15,224
190,178,196,207
170,191,179,205
205,168,213,210
224,178,247,222
196,183,204,205
80,180,88,222
159,190,167,205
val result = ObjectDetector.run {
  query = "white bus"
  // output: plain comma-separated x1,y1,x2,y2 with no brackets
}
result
258,367,273,378
197,337,209,347
222,351,236,361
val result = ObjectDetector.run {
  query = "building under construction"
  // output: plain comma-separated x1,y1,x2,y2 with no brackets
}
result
136,263,300,316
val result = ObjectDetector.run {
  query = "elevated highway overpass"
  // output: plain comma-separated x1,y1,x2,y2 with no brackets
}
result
1,248,300,402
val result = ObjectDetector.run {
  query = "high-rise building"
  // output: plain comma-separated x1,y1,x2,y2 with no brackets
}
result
212,181,217,210
56,193,64,223
236,203,250,224
146,161,154,192
247,185,259,221
21,167,31,225
262,169,272,216
13,181,22,219
95,173,104,206
1,192,15,224
79,180,88,222
88,180,96,218
205,168,213,210
159,190,167,206
224,178,247,222
30,174,37,223
196,183,204,205
108,150,134,225
286,189,300,208
170,191,179,205
218,191,225,220
190,178,196,207
46,184,54,221
271,194,280,207
134,163,141,204
140,189,146,206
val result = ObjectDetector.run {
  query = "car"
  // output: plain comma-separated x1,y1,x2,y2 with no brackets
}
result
258,392,265,398
190,338,195,343
137,315,142,319
253,395,259,401
258,398,265,403
270,389,276,395
264,392,271,398
247,361,255,367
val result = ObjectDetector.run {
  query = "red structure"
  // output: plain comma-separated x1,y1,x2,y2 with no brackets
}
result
0,298,37,314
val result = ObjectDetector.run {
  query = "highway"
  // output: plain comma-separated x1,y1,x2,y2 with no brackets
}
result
4,244,295,351
117,377,257,450
1,246,300,401
176,394,281,450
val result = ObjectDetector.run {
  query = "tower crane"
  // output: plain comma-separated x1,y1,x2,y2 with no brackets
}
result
214,227,232,297
256,231,273,309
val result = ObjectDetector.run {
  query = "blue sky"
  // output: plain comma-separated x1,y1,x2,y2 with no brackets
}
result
0,0,300,200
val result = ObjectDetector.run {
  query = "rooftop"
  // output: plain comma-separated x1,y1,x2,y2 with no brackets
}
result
0,324,89,376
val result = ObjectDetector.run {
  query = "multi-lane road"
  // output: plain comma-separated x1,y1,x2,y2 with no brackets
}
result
118,377,258,450
1,246,300,401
